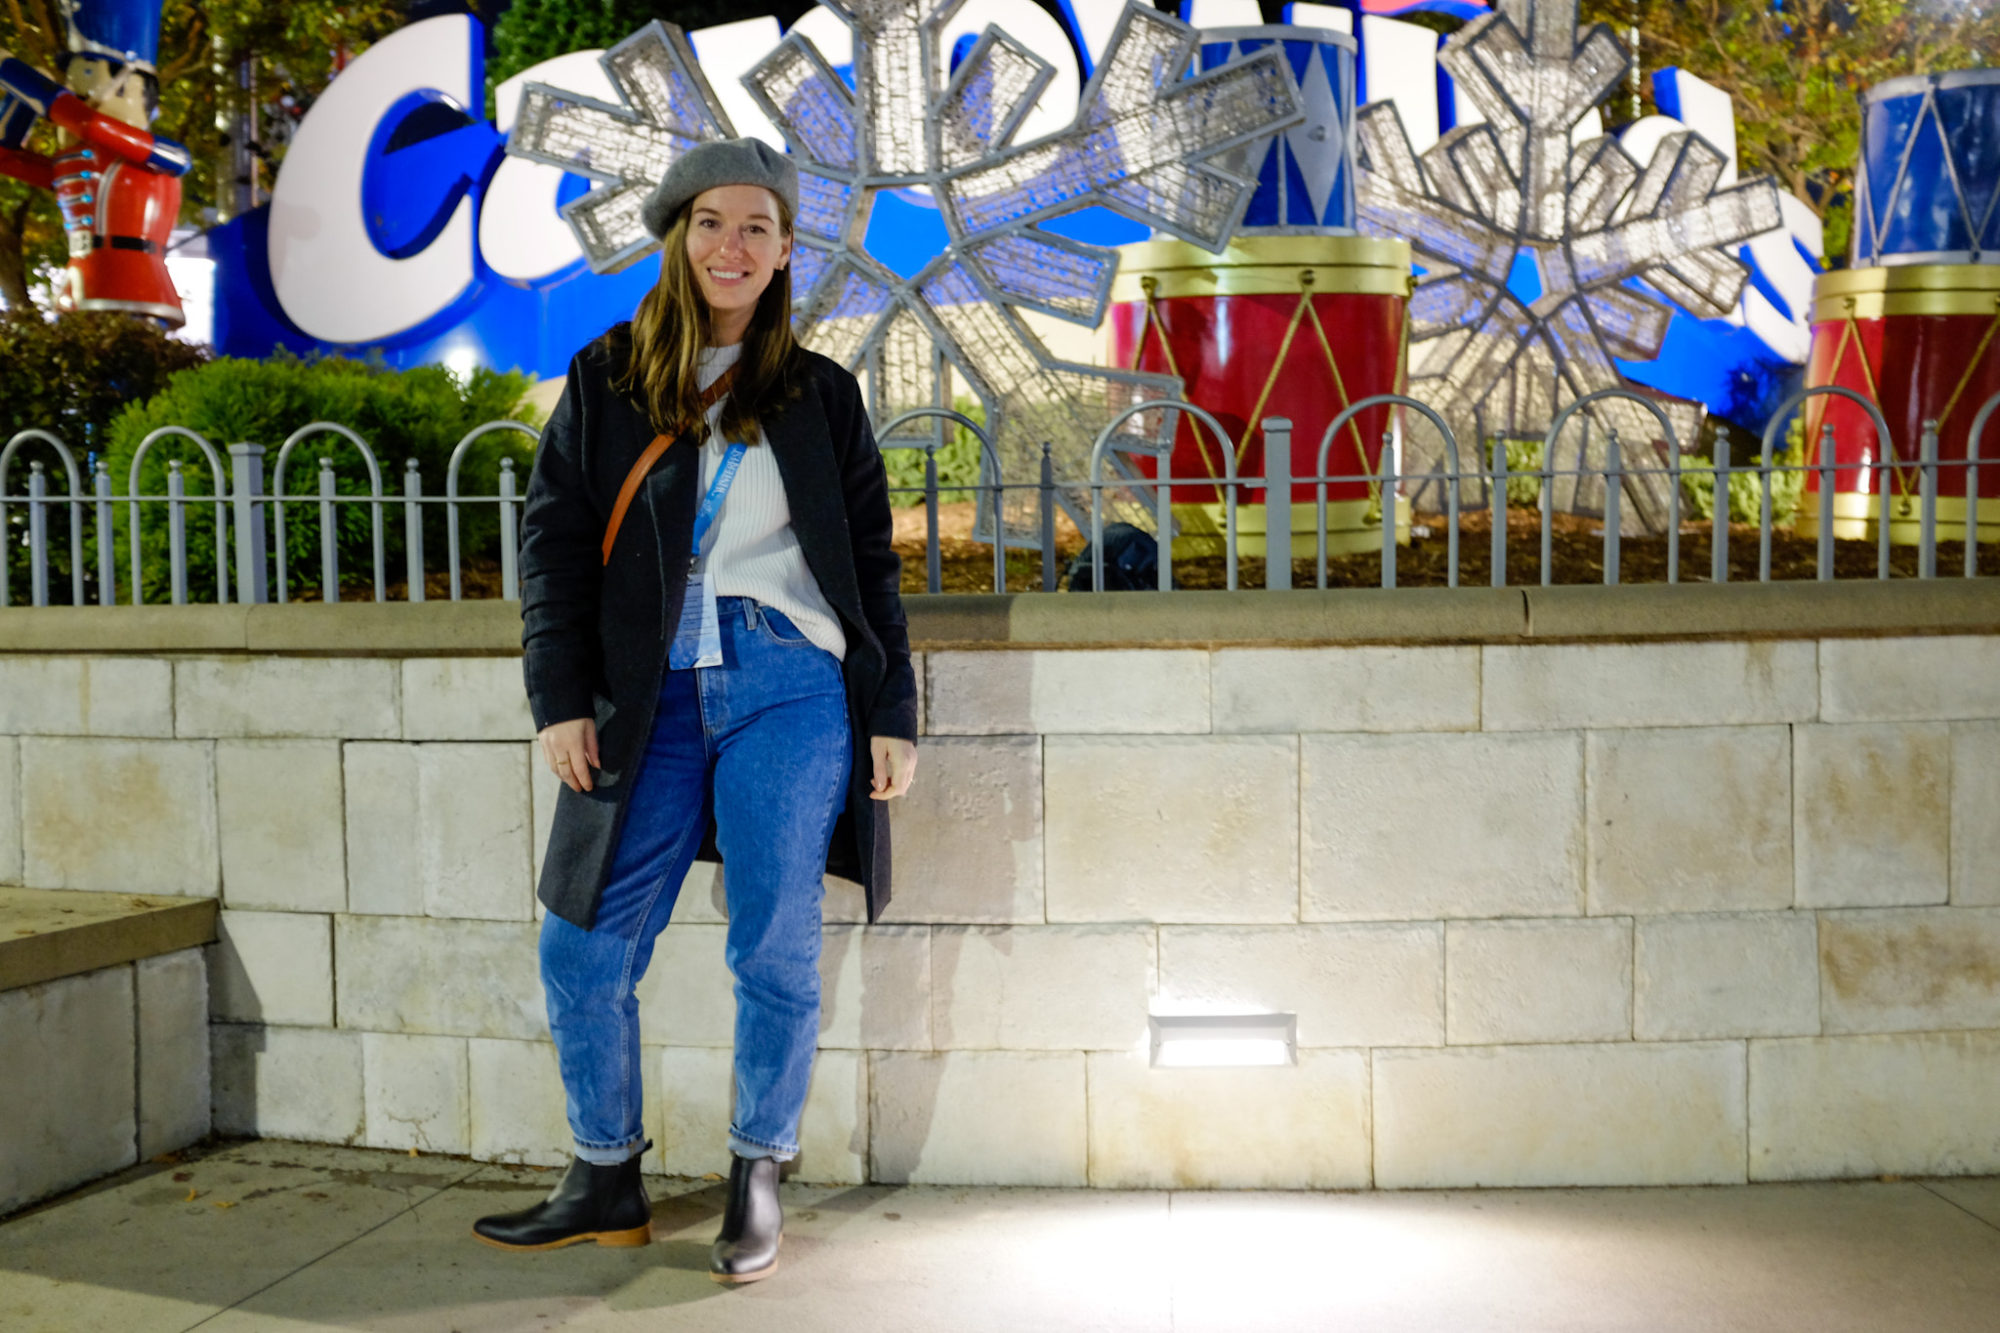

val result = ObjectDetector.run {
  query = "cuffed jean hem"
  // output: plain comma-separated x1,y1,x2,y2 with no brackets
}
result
573,1136,650,1166
728,1128,797,1162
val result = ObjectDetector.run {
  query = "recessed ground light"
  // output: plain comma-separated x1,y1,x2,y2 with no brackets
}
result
1149,1013,1297,1068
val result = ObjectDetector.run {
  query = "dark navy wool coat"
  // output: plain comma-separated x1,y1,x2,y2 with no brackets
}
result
518,330,918,929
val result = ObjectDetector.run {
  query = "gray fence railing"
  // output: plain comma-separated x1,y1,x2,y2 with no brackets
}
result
2,388,1995,607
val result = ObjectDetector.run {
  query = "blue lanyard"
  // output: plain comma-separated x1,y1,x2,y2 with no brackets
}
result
691,442,747,556
670,441,748,672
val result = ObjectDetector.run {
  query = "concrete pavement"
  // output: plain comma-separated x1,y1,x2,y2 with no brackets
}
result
4,1141,1999,1332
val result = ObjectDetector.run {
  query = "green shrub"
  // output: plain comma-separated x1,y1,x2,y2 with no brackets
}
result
1,310,211,604
1490,424,1807,529
99,354,541,603
1681,419,1806,527
879,396,988,507
1497,436,1545,508
0,308,210,454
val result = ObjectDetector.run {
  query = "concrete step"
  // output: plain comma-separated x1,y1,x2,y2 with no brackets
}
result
1,888,218,1214
0,887,218,993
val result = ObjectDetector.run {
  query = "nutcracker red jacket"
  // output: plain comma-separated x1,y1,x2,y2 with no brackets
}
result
518,325,919,929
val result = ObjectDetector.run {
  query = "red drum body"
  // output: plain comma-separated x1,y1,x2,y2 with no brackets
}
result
1108,235,1412,558
1803,264,2000,542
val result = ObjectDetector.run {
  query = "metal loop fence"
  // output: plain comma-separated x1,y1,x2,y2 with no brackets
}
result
2,393,1995,608
877,409,1004,595
0,421,539,608
0,430,85,609
1314,393,1459,591
1089,400,1242,594
127,426,232,605
272,423,387,605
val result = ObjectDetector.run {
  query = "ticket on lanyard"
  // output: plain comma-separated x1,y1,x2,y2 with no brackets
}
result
668,570,723,669
668,442,747,671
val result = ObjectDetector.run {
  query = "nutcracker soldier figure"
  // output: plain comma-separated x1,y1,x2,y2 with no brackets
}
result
0,0,191,324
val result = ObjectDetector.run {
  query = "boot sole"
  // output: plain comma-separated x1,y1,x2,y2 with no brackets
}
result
472,1223,654,1252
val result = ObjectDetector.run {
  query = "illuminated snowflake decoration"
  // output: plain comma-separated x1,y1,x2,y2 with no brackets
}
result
509,24,735,273
507,2,1305,540
1356,0,1781,531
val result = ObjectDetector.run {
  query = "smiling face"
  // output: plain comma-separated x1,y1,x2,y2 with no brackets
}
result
684,184,792,346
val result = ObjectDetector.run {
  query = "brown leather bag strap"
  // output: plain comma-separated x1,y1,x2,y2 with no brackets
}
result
600,365,738,565
600,432,676,565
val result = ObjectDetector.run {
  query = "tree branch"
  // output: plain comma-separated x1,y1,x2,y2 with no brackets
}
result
25,0,62,69
3,0,59,70
157,14,207,85
0,187,35,311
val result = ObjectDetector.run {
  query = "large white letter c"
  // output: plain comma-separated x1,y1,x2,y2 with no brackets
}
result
267,16,480,343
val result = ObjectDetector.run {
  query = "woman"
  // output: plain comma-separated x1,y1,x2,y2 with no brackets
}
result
474,138,919,1285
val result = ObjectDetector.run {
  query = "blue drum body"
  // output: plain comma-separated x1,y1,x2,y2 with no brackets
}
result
1854,69,2000,265
1198,26,1358,234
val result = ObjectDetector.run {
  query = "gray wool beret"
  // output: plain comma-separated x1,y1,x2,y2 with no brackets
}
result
640,137,799,239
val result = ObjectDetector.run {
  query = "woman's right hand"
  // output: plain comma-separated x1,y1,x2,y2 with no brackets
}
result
539,717,600,793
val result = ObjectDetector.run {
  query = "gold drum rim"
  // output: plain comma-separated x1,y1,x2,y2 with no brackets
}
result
1796,492,2000,544
1810,263,2000,321
1112,235,1413,301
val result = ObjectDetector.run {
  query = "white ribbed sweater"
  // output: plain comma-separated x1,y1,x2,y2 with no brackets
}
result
693,344,847,661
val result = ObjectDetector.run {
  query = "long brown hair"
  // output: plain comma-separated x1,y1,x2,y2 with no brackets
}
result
608,194,802,444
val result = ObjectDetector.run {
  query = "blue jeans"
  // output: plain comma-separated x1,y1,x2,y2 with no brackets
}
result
539,597,852,1165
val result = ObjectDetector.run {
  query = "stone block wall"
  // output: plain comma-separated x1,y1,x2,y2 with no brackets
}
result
2,634,1998,1189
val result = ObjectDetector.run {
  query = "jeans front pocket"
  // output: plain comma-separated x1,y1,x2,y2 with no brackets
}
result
757,603,813,646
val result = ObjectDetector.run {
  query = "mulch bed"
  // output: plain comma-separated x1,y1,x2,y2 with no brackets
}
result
281,502,1995,601
890,503,2000,593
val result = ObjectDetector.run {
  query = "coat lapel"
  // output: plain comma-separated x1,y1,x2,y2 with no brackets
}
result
638,432,700,532
765,388,866,625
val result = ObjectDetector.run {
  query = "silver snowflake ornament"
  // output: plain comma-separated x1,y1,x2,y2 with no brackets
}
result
508,23,737,273
507,2,1307,541
1356,0,1782,531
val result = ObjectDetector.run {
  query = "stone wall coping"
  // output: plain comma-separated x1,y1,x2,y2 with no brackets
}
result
0,580,1995,655
0,889,219,993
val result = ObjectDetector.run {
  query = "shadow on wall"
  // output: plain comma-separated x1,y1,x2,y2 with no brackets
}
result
851,917,953,1187
210,1019,262,1143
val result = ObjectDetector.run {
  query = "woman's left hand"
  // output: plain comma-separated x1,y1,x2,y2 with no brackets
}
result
869,736,917,800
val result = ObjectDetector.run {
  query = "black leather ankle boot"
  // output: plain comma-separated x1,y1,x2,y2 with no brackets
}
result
473,1153,653,1251
709,1153,782,1283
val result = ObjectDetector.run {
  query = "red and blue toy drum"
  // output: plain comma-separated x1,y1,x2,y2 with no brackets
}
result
1802,265,2000,543
1107,235,1413,558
